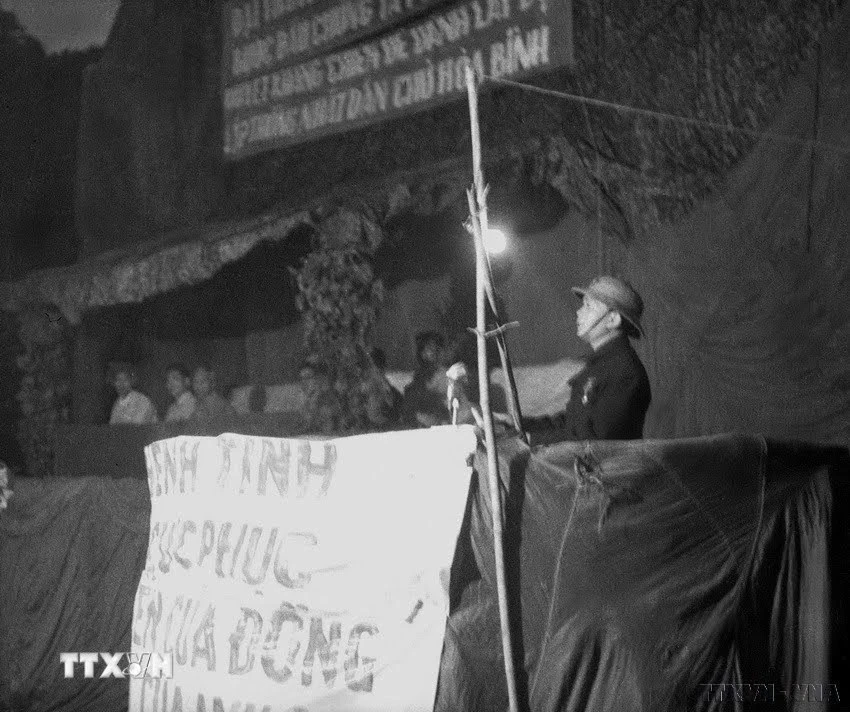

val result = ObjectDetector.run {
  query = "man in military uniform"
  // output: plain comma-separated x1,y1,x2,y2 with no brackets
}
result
522,276,651,444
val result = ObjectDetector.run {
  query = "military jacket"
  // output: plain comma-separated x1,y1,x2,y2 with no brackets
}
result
522,335,651,444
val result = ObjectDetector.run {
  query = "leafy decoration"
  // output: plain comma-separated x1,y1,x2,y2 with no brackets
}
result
0,311,23,470
295,209,386,433
15,304,72,477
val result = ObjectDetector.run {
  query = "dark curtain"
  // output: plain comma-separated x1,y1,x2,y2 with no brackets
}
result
632,2,850,449
435,435,848,711
0,477,149,711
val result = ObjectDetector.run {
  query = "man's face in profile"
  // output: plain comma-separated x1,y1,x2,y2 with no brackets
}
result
576,295,612,344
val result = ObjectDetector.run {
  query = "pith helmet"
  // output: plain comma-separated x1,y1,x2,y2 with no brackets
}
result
572,275,644,337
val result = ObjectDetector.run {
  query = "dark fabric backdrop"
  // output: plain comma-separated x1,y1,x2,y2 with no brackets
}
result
52,416,308,480
0,477,149,711
435,435,849,712
627,2,850,448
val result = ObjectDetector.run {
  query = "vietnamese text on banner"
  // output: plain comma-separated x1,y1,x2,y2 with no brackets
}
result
221,0,575,159
130,425,477,712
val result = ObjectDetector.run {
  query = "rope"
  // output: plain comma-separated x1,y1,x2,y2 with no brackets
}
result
483,74,850,155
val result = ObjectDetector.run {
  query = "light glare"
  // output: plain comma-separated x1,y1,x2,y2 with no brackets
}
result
483,228,507,254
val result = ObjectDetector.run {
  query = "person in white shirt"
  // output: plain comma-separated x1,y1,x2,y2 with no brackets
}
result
164,363,196,422
109,363,158,425
0,460,12,511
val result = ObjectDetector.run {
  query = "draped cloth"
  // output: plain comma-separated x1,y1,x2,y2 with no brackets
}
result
0,477,149,711
435,435,848,712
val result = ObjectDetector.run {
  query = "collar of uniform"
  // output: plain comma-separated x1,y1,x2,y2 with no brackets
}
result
588,333,629,364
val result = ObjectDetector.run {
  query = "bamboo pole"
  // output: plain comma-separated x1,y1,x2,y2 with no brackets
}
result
464,61,520,712
465,204,527,441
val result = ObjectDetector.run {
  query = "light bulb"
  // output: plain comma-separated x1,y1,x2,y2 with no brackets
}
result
483,228,507,255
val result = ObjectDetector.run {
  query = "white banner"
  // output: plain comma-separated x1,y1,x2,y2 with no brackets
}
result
130,425,477,711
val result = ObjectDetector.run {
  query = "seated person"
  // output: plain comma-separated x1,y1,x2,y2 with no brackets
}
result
365,347,403,430
299,359,338,434
0,460,12,511
401,331,451,428
109,363,158,425
190,364,237,421
164,363,196,422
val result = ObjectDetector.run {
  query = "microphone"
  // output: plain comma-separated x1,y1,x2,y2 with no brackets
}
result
446,362,469,425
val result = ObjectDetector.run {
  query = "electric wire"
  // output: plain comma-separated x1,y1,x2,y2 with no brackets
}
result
482,74,849,155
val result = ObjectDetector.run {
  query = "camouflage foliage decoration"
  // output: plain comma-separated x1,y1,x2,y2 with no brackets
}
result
517,0,840,239
224,0,839,245
295,208,385,433
0,310,23,470
15,304,72,477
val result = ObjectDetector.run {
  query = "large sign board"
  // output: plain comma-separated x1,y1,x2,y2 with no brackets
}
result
222,0,575,159
130,426,477,711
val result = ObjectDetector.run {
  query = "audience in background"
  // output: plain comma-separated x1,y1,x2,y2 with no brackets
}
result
366,347,403,430
101,343,468,430
190,364,237,421
0,460,12,511
247,384,267,414
164,363,196,422
401,331,451,428
109,363,158,425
